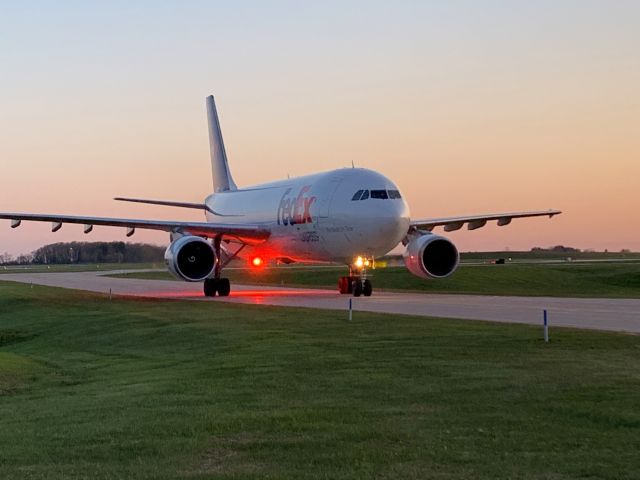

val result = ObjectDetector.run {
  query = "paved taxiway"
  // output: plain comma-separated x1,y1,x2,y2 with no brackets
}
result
2,270,640,334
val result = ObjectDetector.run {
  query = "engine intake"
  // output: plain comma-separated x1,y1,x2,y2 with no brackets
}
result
165,236,216,282
403,234,459,279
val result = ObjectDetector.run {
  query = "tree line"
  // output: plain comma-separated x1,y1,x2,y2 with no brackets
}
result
0,242,165,265
530,245,581,253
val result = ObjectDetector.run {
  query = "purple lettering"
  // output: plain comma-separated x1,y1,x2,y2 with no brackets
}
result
277,186,316,226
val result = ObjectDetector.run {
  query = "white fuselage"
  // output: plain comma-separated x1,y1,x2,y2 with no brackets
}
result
204,168,410,265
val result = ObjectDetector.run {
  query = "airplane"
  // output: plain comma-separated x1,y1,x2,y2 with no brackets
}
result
1,95,561,297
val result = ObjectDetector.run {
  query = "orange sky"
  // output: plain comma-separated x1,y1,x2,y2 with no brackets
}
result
0,2,638,255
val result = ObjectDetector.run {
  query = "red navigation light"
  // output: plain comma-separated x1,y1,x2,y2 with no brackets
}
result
251,257,264,267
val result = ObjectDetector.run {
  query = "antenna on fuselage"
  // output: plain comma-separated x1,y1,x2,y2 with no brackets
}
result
351,160,355,168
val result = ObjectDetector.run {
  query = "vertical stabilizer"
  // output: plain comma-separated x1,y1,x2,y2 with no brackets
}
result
206,95,237,192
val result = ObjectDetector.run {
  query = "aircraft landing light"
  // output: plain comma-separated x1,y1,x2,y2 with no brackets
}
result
353,256,373,270
251,257,264,267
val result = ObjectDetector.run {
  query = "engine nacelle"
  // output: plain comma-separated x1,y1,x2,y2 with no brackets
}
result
164,236,216,282
403,234,459,279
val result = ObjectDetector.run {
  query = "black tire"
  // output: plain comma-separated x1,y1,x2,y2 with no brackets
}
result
204,278,218,297
217,278,231,297
363,279,373,297
352,279,363,297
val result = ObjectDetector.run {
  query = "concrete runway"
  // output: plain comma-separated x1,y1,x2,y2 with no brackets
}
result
2,270,640,334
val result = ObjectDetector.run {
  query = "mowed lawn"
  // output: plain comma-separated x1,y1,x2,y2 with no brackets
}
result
0,262,162,274
1,282,640,479
114,262,640,298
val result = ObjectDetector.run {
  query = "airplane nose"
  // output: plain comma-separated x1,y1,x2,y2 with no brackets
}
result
364,200,410,248
388,201,410,236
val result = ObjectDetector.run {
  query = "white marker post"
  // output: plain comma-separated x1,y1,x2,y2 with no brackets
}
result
348,298,353,321
543,309,549,343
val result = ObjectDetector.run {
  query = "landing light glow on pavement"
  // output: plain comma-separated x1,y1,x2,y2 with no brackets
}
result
118,288,330,300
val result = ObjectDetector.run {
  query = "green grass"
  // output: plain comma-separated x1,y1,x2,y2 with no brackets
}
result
459,251,640,261
0,352,43,395
1,282,640,479
0,262,162,274
113,262,640,298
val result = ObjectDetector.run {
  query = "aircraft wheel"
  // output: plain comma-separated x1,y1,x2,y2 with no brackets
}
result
352,279,363,297
217,278,231,297
363,279,373,297
204,278,218,297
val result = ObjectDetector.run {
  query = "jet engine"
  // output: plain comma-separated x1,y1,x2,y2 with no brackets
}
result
164,236,216,282
403,234,459,279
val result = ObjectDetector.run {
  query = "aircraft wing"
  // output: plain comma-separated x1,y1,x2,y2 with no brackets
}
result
410,210,561,232
113,197,207,210
0,212,270,244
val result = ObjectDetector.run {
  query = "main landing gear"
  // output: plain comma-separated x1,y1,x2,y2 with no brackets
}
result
204,277,231,297
204,236,231,297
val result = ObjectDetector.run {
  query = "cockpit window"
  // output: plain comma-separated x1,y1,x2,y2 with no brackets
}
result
370,189,389,199
355,189,400,200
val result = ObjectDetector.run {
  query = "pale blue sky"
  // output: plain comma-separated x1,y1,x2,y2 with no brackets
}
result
1,1,639,255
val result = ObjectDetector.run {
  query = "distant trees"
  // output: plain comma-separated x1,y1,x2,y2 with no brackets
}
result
0,242,165,265
531,245,581,253
0,252,33,265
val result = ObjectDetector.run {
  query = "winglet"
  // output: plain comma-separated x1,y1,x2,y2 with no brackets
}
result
206,95,237,193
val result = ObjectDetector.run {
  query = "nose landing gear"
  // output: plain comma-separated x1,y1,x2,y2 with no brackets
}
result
338,259,374,297
338,276,373,297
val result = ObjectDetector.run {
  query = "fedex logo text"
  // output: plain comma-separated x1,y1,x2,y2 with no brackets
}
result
277,186,317,226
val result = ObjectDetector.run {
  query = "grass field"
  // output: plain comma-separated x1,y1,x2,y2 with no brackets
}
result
1,282,640,479
112,262,640,299
459,251,640,262
0,262,162,274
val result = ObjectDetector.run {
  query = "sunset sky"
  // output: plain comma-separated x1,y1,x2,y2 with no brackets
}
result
1,1,638,256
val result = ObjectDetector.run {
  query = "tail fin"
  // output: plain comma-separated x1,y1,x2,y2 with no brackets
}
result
206,95,237,192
